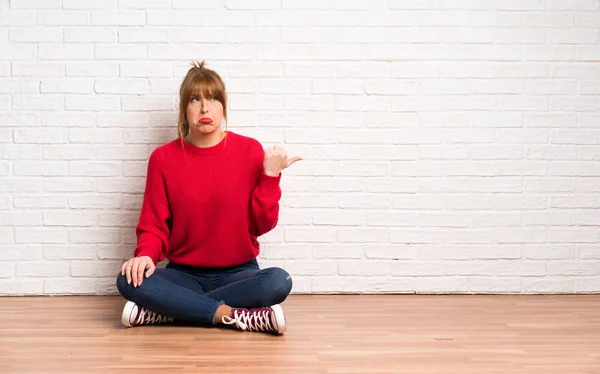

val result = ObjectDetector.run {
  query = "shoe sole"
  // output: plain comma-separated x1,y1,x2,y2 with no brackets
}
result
121,300,136,327
270,304,286,334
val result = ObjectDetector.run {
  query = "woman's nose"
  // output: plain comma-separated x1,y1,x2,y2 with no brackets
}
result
203,99,212,111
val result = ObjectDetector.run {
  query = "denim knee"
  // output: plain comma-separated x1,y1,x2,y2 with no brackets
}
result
116,273,131,298
266,267,293,305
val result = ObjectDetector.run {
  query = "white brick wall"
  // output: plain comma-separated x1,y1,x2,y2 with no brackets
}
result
1,0,599,295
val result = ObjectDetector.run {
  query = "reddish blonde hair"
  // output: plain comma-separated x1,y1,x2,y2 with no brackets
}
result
177,60,228,139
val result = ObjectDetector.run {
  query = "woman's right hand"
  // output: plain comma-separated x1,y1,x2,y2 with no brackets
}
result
121,256,155,288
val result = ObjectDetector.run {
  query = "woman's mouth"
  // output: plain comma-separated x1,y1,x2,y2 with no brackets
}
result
199,118,212,124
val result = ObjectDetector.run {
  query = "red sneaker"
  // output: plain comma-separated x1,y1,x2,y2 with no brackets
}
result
222,304,286,334
121,301,173,327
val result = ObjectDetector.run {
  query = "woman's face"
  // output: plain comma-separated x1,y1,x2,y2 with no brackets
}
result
186,94,224,136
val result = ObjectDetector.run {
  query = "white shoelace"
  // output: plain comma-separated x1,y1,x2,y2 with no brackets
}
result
136,307,172,325
222,309,274,332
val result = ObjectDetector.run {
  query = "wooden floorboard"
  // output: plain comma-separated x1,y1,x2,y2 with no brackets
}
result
0,295,599,373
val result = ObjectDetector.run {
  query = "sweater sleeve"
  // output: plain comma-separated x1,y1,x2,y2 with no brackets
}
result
133,150,171,264
248,145,282,237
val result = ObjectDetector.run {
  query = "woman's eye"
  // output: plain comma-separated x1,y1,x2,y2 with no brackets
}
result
191,97,216,103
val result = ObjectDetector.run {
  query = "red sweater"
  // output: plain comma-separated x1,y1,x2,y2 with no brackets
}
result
134,131,282,268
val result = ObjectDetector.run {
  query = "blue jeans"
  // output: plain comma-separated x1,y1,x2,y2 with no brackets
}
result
116,258,292,325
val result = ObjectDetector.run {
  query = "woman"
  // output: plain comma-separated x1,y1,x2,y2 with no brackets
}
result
116,60,301,335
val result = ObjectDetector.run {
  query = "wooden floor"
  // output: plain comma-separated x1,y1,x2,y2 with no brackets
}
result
0,295,599,373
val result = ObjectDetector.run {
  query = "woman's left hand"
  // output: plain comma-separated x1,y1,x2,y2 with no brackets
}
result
263,144,302,177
